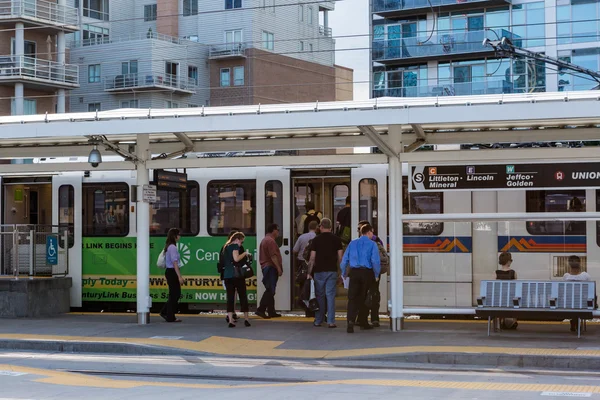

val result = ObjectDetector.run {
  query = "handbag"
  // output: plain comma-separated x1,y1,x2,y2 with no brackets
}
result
234,256,254,279
156,250,166,269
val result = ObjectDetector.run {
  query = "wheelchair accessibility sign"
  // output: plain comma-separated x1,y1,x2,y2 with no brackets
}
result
46,236,58,265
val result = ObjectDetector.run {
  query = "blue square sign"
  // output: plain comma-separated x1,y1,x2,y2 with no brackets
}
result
46,236,58,265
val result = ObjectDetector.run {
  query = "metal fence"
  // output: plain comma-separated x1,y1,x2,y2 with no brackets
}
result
0,225,69,277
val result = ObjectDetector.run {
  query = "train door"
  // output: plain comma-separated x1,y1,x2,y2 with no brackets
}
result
52,174,82,307
256,168,292,311
290,169,351,311
351,165,388,313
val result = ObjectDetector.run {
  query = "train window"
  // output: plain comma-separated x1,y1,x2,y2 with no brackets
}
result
265,180,283,247
150,182,199,236
208,180,256,236
58,185,74,248
359,179,378,234
402,178,443,236
526,190,585,235
82,183,129,236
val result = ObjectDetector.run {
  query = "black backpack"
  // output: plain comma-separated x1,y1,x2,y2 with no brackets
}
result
303,212,320,233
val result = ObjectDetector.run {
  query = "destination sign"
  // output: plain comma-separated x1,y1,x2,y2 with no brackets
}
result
153,170,187,190
410,163,600,192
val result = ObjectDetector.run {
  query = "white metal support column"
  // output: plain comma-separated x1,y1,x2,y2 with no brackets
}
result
388,125,404,331
136,134,151,324
57,0,66,113
14,22,25,116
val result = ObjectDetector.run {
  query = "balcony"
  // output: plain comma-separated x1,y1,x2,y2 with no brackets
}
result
372,78,544,98
0,0,79,32
209,44,246,60
319,25,332,37
104,73,197,94
372,30,509,64
0,55,79,89
70,32,190,48
373,0,511,17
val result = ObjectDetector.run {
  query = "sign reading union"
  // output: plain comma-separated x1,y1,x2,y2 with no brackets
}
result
410,163,600,192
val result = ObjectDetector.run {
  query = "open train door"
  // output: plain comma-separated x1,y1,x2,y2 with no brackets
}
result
256,168,292,311
52,173,83,308
351,165,389,314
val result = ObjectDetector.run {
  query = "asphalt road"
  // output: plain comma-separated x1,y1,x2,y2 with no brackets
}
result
1,351,600,399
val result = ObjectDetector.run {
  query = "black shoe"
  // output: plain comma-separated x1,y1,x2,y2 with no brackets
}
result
244,320,251,327
360,324,374,331
255,311,271,319
347,324,354,334
228,323,236,328
233,313,239,320
372,321,380,328
225,314,240,323
268,313,282,318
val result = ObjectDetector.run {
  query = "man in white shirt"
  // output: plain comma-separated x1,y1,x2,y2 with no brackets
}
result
563,255,592,332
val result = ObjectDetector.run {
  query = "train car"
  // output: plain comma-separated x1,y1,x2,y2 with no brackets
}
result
2,159,595,313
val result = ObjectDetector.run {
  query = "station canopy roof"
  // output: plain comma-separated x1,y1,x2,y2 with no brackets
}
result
0,91,598,170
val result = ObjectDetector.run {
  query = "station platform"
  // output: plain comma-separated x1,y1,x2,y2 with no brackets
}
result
1,313,599,370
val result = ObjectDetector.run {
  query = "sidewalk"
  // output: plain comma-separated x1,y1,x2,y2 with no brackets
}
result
1,313,599,370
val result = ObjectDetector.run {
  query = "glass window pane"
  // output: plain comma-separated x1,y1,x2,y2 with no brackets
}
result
359,179,378,235
208,181,256,236
333,185,349,229
150,182,198,236
265,181,283,247
83,183,129,236
526,190,586,235
402,178,443,235
58,185,74,249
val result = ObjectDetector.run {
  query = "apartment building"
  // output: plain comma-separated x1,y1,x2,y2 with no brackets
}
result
0,0,79,116
69,0,352,112
370,0,600,98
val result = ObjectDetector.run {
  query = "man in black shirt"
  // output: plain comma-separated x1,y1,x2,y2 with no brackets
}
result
336,196,351,245
308,218,343,328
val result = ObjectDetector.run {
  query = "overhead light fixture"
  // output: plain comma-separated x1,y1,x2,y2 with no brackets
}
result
88,145,102,168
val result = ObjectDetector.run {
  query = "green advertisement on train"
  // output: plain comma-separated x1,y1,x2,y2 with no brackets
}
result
81,236,258,304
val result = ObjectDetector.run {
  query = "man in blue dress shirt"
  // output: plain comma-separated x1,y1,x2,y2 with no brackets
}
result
341,224,381,333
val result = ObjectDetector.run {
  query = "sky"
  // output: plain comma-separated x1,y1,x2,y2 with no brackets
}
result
328,0,370,100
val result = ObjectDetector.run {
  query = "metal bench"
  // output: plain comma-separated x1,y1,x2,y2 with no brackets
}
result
476,280,596,338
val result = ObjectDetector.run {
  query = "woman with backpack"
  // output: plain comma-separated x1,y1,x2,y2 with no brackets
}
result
160,228,183,323
222,232,252,328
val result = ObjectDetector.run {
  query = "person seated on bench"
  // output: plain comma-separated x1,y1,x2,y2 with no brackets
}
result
496,252,518,330
563,255,591,332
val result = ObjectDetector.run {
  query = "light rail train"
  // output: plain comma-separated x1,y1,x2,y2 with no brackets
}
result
1,160,594,313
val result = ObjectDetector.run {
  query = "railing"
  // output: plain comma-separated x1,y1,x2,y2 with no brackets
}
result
104,73,197,92
372,0,509,13
372,79,545,98
373,29,498,61
0,225,69,277
0,0,78,26
0,55,79,85
70,32,190,48
319,25,332,37
209,43,246,59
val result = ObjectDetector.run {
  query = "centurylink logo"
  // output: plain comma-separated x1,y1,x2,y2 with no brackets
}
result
177,242,191,267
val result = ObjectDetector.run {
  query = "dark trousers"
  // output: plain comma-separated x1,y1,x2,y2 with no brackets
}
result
347,268,374,326
369,277,381,323
225,278,249,313
258,266,279,315
160,268,181,321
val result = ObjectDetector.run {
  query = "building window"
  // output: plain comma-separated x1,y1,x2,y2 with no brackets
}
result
309,43,313,53
81,24,109,45
225,29,242,46
88,102,101,112
121,60,138,74
511,2,545,47
233,66,244,86
307,6,313,24
120,100,139,108
82,0,109,21
225,0,241,9
299,4,304,21
183,0,198,16
262,31,274,50
188,65,198,85
10,99,36,115
10,39,36,56
220,68,231,87
82,183,130,236
165,101,179,108
88,64,101,83
144,4,157,21
207,180,256,236
558,49,600,92
300,41,304,51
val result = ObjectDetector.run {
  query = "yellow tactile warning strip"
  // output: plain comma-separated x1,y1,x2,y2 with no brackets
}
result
1,333,599,359
2,363,600,393
68,312,599,326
